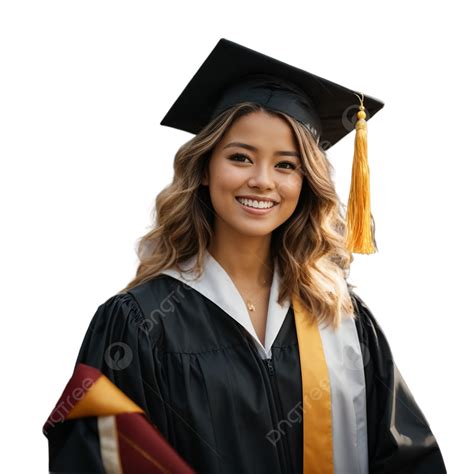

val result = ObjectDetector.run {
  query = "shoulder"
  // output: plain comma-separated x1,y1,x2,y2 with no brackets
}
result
88,291,150,342
126,273,197,316
126,273,189,302
349,289,381,334
99,291,142,321
348,289,395,368
100,274,188,341
98,274,183,317
76,280,179,367
91,291,146,335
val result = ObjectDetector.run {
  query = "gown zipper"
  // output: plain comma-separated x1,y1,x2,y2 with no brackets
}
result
240,330,294,473
264,356,293,473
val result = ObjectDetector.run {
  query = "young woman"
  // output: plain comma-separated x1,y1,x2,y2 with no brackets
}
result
43,39,447,474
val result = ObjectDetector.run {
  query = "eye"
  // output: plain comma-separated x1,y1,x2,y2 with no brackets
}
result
277,161,297,170
228,153,251,163
228,153,298,170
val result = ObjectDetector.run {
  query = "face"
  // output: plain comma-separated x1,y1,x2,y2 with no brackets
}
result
202,110,304,238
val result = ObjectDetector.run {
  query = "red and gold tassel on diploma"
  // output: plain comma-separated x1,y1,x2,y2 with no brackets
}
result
345,93,377,254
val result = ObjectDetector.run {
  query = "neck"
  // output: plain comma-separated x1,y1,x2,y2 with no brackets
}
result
208,226,274,287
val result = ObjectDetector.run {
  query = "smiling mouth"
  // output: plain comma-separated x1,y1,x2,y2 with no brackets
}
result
234,196,279,211
234,197,279,217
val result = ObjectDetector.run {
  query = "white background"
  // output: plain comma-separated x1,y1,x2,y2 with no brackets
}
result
1,1,472,472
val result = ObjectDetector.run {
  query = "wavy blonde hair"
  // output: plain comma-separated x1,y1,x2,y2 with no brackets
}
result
120,102,357,329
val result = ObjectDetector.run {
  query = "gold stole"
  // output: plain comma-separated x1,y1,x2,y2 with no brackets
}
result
67,374,144,420
292,295,334,474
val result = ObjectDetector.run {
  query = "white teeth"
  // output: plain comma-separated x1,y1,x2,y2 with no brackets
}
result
237,197,275,209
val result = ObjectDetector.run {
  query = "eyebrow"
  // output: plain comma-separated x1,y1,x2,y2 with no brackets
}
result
223,141,301,159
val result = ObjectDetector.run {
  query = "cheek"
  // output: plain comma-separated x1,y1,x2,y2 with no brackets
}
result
209,163,245,192
277,173,303,202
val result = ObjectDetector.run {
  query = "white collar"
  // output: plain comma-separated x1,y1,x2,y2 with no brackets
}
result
158,249,291,359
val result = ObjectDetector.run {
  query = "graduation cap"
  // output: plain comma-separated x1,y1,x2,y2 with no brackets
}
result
160,38,385,255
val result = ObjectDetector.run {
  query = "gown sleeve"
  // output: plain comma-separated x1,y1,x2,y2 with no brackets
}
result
74,292,166,422
42,292,194,473
350,291,447,474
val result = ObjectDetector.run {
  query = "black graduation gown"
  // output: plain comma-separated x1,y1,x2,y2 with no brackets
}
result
44,274,447,473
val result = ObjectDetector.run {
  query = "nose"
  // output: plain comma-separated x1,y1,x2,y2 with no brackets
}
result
247,163,276,190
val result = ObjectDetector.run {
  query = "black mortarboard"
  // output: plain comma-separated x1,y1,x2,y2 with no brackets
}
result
160,38,383,149
160,38,385,255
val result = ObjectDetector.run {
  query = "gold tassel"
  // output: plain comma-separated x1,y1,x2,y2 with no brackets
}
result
345,93,377,254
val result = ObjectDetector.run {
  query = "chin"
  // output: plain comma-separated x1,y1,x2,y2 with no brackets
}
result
231,220,278,237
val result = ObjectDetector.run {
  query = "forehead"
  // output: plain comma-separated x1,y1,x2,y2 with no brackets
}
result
223,110,297,145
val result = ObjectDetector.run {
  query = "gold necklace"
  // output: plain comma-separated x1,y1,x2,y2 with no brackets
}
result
246,301,256,312
217,255,273,312
244,276,271,312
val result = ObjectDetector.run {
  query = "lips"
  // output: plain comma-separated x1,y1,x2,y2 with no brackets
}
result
234,197,278,214
235,197,276,208
235,195,279,204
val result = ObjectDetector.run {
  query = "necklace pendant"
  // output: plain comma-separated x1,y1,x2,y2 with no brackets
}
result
247,302,255,311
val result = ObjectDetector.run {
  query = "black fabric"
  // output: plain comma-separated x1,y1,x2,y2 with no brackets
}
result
126,274,304,473
47,417,105,474
210,73,323,137
44,275,447,473
351,292,447,474
159,38,384,149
